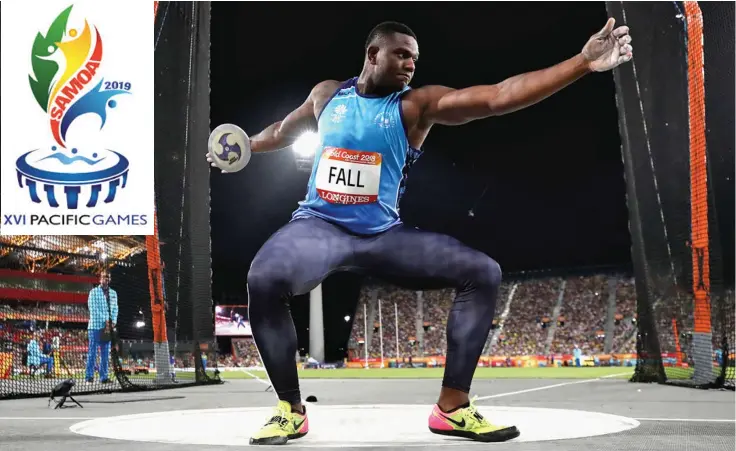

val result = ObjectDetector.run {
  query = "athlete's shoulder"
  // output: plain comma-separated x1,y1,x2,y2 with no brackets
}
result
400,85,455,127
402,85,455,108
310,80,350,120
310,80,344,102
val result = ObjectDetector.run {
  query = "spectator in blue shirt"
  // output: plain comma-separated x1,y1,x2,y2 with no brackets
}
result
85,271,118,383
27,331,53,376
573,344,582,367
714,348,723,366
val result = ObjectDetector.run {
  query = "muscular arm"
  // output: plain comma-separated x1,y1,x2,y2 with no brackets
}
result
250,80,339,153
421,53,591,126
418,19,632,127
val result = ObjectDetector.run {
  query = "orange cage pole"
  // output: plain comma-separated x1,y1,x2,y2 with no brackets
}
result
684,1,716,385
146,212,168,344
685,2,711,337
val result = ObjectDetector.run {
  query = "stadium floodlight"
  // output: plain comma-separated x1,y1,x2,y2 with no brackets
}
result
135,321,145,328
293,131,319,156
344,315,350,322
293,131,320,172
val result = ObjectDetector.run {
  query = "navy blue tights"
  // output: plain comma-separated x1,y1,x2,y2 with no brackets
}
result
247,217,501,404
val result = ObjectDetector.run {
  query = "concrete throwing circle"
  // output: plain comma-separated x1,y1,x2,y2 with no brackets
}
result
70,404,640,447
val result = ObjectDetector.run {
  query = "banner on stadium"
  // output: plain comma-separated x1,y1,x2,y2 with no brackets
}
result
0,1,154,235
348,354,643,368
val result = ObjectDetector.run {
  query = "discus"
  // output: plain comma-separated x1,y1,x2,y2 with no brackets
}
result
207,123,252,173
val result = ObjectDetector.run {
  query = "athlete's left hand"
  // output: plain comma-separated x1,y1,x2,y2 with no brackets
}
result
581,18,633,72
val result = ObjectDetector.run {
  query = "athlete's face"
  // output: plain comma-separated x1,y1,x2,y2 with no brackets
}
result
369,33,418,90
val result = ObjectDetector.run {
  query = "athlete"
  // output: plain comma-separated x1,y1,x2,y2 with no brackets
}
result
236,313,247,330
208,19,633,445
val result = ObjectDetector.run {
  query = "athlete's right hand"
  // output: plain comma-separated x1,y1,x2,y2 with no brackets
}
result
205,152,229,173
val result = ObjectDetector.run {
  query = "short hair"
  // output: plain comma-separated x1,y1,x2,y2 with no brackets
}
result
365,21,417,50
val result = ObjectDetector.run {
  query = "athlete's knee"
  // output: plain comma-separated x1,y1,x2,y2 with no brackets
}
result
467,255,502,291
246,260,291,302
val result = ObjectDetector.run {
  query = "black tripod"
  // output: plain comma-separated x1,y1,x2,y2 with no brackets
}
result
48,350,83,409
48,378,83,409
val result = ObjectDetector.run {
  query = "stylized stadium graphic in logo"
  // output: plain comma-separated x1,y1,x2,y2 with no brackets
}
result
18,5,131,209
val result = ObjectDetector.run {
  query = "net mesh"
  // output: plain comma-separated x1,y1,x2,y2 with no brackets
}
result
0,1,218,400
0,239,211,398
606,1,733,389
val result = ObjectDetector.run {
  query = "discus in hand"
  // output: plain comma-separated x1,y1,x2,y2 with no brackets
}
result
206,123,251,173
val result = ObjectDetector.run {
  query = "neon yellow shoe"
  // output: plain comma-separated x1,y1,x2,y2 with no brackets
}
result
428,396,520,442
249,400,309,446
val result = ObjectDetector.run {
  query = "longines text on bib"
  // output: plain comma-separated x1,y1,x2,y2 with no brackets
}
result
315,147,382,205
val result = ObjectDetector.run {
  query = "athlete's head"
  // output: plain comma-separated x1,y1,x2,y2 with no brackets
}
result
364,21,418,90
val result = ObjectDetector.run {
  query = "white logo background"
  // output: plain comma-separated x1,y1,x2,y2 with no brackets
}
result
0,1,155,235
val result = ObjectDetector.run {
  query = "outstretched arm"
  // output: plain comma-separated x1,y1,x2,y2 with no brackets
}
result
421,18,633,126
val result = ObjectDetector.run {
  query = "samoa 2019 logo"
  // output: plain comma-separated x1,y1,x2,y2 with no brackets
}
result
17,5,131,210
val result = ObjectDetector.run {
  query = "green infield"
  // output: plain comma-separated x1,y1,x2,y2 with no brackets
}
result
224,366,634,380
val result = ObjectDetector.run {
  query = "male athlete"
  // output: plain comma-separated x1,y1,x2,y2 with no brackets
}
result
208,19,633,445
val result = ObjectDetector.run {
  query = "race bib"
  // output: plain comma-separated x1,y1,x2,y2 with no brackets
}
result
315,147,382,205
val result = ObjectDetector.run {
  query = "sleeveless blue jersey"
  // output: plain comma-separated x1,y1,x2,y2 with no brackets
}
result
292,77,423,235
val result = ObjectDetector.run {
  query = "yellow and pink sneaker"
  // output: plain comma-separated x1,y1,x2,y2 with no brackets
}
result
249,400,309,446
428,397,520,442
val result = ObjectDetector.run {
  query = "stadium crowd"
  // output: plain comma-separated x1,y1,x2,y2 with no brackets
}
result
231,337,262,367
6,272,729,373
550,275,609,355
0,303,88,320
612,277,637,354
352,274,640,360
496,278,560,356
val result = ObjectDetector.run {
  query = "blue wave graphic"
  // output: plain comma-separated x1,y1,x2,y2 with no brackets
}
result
16,149,129,184
60,79,130,141
37,153,105,166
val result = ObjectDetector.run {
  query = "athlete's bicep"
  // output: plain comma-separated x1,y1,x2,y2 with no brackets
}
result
420,84,500,126
277,80,341,137
253,80,339,153
277,98,317,136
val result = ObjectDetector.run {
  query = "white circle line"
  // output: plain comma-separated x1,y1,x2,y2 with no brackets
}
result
0,417,98,421
69,404,640,447
634,418,735,423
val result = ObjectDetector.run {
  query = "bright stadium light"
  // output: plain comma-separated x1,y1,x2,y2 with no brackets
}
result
135,321,145,328
293,131,320,157
344,315,350,322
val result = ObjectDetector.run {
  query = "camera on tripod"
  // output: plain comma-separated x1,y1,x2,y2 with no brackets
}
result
48,378,83,409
